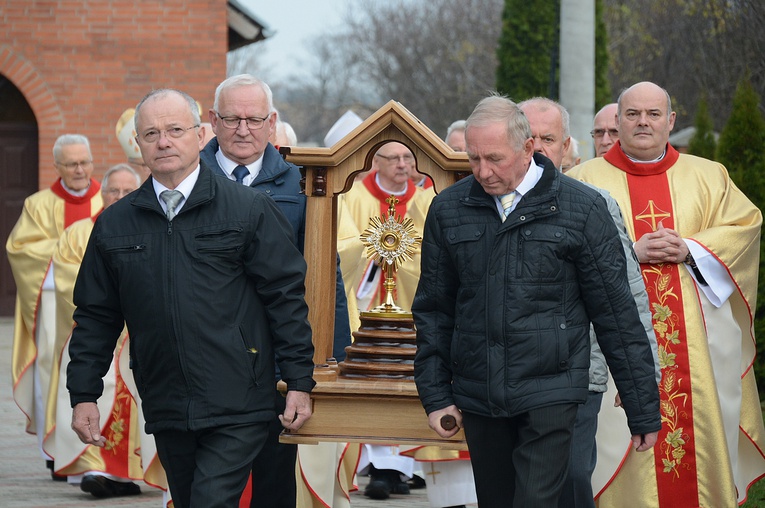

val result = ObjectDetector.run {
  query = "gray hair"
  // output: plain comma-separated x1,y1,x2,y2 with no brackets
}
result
617,82,673,117
53,134,91,162
445,120,466,142
102,163,140,188
569,137,580,158
213,74,274,113
134,89,201,130
518,97,570,138
465,95,532,150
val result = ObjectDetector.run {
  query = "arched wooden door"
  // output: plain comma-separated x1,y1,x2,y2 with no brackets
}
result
0,75,39,316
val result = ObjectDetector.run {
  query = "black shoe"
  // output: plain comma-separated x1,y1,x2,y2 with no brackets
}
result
46,460,67,482
407,474,426,489
391,480,410,495
364,477,392,500
80,474,141,498
364,467,411,499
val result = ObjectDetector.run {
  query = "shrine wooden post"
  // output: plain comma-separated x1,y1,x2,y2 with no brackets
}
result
279,101,471,447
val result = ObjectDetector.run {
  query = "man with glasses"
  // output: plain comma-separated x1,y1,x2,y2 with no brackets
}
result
337,140,425,500
519,97,659,508
47,164,143,498
6,134,102,480
67,88,316,507
200,74,355,508
591,103,619,157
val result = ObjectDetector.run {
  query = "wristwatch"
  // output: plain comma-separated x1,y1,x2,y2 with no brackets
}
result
683,252,707,285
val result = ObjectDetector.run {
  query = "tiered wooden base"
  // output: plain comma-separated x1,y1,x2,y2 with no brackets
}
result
338,312,416,380
280,310,466,449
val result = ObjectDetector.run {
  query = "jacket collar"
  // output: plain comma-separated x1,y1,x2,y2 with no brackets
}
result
200,137,292,187
131,161,216,216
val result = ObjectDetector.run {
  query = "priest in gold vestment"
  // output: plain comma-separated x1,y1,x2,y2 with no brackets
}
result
568,81,765,507
47,164,151,498
337,141,424,334
5,134,101,472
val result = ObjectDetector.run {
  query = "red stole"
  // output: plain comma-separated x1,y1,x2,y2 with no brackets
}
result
607,142,700,506
99,368,133,477
362,171,416,219
50,178,101,227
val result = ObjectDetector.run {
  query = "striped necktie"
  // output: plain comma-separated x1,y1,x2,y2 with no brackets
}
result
500,192,516,222
160,190,183,221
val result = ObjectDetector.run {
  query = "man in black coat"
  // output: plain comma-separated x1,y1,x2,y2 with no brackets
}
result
200,74,352,507
67,88,315,508
412,95,661,508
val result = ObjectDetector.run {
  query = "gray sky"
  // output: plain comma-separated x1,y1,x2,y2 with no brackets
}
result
240,0,351,81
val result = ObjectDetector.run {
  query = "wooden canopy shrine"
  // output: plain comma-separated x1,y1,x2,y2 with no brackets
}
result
279,101,470,448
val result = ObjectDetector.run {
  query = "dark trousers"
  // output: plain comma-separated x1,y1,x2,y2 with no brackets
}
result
154,422,268,508
462,403,578,508
559,392,602,508
249,389,297,508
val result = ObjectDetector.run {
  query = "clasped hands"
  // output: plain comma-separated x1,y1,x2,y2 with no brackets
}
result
633,224,689,265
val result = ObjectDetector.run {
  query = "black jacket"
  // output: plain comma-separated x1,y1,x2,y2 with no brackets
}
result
200,140,351,362
67,163,315,433
413,154,660,436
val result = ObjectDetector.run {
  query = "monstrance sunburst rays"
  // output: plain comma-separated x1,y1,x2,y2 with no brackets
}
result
359,195,422,314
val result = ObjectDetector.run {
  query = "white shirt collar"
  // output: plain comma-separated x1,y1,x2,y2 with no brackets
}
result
152,166,200,216
215,148,264,186
60,180,90,197
375,172,409,196
494,159,544,215
625,148,666,164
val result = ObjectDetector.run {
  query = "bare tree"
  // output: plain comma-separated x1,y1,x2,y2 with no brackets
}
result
339,0,504,137
603,0,765,130
274,33,381,145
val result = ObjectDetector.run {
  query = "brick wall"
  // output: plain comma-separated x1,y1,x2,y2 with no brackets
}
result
0,0,228,187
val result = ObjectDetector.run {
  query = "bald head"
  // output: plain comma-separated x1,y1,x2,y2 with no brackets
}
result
592,103,618,157
616,82,675,161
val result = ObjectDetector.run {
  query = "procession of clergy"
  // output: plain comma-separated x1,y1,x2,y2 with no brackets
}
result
6,77,765,508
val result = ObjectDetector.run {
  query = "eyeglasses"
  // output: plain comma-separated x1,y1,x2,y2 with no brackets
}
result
56,160,93,171
215,112,271,130
375,153,415,164
138,125,199,143
590,128,619,139
103,188,135,197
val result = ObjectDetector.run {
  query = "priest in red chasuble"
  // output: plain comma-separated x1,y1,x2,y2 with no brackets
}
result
5,134,102,474
568,81,765,507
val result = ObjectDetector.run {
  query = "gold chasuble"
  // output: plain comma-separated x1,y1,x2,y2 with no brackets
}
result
5,179,102,433
45,215,146,483
337,171,423,332
569,143,765,507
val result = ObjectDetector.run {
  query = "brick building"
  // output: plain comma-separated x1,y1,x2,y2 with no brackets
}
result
0,0,268,315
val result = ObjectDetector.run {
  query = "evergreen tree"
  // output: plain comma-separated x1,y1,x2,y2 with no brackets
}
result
717,77,765,201
716,76,765,398
594,0,611,107
496,0,611,104
496,0,558,100
687,94,717,160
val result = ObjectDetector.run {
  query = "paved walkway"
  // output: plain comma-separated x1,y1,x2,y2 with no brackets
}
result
0,317,443,507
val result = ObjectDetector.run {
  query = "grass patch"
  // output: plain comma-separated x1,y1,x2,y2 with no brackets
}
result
743,476,765,507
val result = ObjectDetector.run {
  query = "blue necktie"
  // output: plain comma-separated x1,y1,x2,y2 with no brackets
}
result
233,165,249,185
